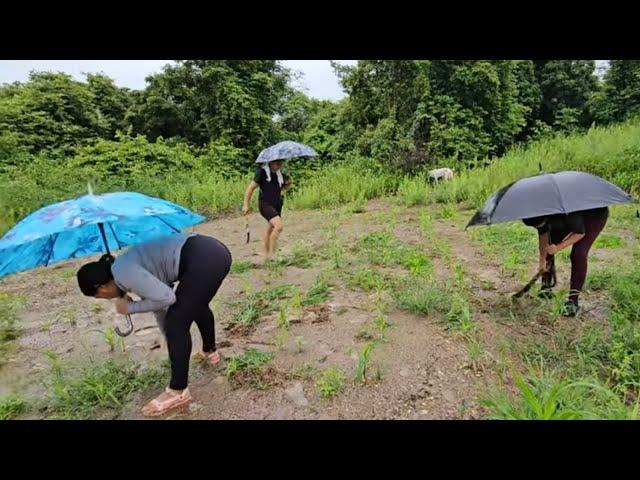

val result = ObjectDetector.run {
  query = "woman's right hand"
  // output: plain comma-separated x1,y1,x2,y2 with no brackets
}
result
242,205,249,215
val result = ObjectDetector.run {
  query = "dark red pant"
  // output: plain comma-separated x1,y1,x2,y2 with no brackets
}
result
568,211,608,302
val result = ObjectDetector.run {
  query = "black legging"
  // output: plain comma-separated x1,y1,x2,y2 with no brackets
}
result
165,234,232,390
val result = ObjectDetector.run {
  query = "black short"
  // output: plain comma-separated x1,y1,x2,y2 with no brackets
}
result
259,201,282,222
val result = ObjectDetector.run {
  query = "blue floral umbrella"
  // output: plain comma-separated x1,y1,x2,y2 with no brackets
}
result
0,191,205,336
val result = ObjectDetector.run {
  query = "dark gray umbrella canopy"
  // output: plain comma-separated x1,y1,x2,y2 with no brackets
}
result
466,171,636,228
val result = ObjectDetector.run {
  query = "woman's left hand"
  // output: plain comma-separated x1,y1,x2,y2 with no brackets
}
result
114,297,130,315
546,244,559,255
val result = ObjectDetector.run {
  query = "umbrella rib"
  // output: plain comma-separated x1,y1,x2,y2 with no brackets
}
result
44,232,60,267
549,175,567,213
153,216,181,233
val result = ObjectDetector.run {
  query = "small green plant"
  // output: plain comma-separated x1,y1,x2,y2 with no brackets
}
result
345,267,384,292
316,366,345,398
274,304,290,349
61,307,77,326
276,305,289,331
258,284,297,302
101,327,118,353
230,260,254,274
225,348,274,389
91,303,103,314
295,336,305,353
289,288,303,323
466,336,487,372
289,363,320,380
419,211,434,236
354,341,377,384
303,273,331,305
43,350,64,379
373,312,391,340
0,394,27,420
231,298,265,329
447,294,475,334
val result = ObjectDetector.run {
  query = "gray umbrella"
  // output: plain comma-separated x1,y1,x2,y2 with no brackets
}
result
466,171,636,229
256,141,318,163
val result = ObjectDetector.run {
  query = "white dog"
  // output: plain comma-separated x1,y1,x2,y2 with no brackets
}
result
428,167,454,184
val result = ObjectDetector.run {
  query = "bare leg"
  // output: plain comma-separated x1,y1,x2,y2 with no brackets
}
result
263,224,273,260
268,216,283,258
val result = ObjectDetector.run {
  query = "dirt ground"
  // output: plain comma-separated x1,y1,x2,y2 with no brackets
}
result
1,198,633,419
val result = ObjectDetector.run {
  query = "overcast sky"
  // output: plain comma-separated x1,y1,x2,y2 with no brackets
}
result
0,60,357,101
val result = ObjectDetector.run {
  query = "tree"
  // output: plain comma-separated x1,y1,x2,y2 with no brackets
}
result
127,61,291,157
534,60,598,131
590,60,640,124
0,72,109,157
85,73,133,137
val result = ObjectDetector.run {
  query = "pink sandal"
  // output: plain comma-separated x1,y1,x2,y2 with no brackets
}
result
141,387,193,417
193,350,221,366
205,350,221,365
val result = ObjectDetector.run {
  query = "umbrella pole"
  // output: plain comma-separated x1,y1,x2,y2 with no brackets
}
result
98,222,133,337
97,223,111,256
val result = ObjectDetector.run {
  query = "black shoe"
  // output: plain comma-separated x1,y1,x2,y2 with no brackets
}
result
562,299,580,317
537,289,554,300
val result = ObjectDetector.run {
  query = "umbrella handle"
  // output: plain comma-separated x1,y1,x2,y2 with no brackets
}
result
244,214,250,244
114,314,134,337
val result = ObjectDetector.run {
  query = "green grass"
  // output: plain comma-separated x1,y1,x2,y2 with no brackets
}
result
316,366,345,398
481,369,639,420
587,268,616,291
273,243,317,269
435,203,456,219
0,394,28,420
391,274,452,315
55,267,77,279
493,256,640,420
396,176,430,206
303,273,332,305
289,161,395,210
356,230,396,266
609,267,640,323
345,267,384,292
432,119,640,207
43,359,169,419
288,363,320,380
225,348,274,389
0,293,24,365
230,260,254,274
228,284,296,330
345,196,367,214
594,234,624,249
446,294,475,334
395,245,434,277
